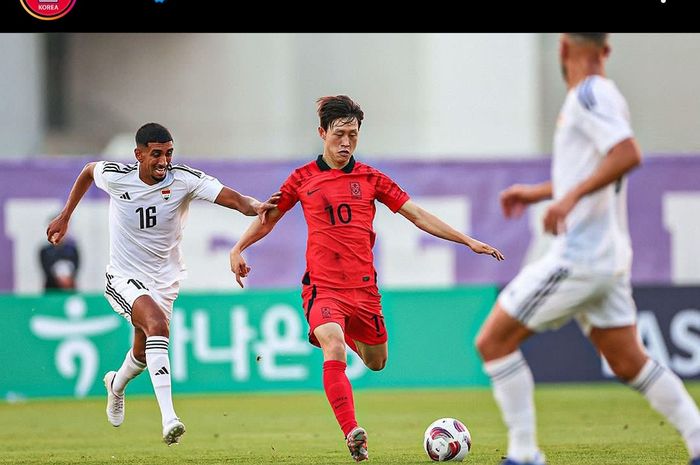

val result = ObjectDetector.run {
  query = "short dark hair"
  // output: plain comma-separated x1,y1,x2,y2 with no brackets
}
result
316,95,364,131
135,123,173,146
567,33,608,48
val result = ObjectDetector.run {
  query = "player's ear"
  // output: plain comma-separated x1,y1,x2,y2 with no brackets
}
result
318,127,326,140
134,147,143,162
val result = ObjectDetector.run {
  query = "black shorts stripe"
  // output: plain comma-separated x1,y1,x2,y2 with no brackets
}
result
305,285,317,322
106,285,132,315
127,278,148,290
515,267,570,324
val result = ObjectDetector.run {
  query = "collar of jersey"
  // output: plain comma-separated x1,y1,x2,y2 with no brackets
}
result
316,154,356,173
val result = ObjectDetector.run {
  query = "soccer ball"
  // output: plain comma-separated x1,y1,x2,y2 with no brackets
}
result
423,417,472,462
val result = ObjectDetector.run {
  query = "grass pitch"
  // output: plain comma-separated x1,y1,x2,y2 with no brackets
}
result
1,382,698,465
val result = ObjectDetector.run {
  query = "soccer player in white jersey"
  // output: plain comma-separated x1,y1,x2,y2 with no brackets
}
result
475,34,700,465
46,123,280,446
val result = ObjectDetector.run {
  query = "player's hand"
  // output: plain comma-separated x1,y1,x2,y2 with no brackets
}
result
500,184,534,219
256,191,282,225
543,193,576,235
466,239,505,261
229,249,251,288
46,214,69,245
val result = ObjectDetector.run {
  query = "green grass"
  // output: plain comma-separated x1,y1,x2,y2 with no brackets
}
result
1,382,698,465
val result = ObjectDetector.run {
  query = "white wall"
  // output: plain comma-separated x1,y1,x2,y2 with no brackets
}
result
0,34,44,158
2,33,698,159
66,33,541,159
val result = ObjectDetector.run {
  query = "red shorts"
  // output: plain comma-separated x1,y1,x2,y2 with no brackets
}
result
301,284,387,348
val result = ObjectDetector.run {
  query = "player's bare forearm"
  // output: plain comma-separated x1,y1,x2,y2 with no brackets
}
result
500,181,552,219
398,200,504,260
215,188,259,215
231,208,283,254
568,138,642,202
47,162,95,244
215,188,281,224
506,181,553,204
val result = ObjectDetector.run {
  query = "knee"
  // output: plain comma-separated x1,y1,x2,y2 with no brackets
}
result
364,357,386,372
608,357,646,382
322,338,348,361
475,332,494,360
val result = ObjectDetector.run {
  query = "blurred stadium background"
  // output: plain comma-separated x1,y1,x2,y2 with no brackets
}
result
1,33,699,464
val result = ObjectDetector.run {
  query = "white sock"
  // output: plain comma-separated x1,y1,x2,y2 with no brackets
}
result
483,350,540,462
113,349,146,396
145,336,178,426
629,359,700,458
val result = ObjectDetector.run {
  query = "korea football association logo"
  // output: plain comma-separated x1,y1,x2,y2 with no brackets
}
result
350,182,362,199
20,0,77,20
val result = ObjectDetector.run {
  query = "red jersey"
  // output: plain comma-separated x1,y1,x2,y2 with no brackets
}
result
277,155,410,289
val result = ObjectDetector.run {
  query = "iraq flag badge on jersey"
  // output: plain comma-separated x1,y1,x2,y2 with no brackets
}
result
161,189,171,200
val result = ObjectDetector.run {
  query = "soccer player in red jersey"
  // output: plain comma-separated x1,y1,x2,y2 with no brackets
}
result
229,95,504,462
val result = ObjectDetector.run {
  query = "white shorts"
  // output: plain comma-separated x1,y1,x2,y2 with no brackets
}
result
104,272,180,323
498,256,636,334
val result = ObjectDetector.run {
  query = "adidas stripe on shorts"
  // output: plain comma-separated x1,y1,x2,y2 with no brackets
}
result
104,273,180,322
497,254,636,334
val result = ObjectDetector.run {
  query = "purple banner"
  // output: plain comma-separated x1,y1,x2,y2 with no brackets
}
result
1,155,699,292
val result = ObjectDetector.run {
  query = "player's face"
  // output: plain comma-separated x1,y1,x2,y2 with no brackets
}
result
320,118,359,169
136,141,173,184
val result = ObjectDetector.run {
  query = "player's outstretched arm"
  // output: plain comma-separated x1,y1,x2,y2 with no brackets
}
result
229,207,285,288
543,137,642,235
398,200,504,261
215,188,282,224
46,162,97,245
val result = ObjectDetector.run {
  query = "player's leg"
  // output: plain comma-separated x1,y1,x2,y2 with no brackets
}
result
131,281,185,445
348,287,388,371
353,341,387,371
112,327,148,395
314,321,367,461
103,327,147,426
303,286,368,461
476,260,575,465
103,273,149,427
476,304,540,465
589,325,700,462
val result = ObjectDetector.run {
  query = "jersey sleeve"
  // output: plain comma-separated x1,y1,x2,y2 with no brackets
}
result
275,171,300,213
575,77,634,155
93,161,132,196
92,161,108,192
374,170,410,213
186,168,224,202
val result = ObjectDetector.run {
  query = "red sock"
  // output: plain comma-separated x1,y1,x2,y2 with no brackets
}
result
323,360,357,436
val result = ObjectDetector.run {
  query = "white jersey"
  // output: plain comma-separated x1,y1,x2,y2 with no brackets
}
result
549,75,634,274
93,161,224,286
